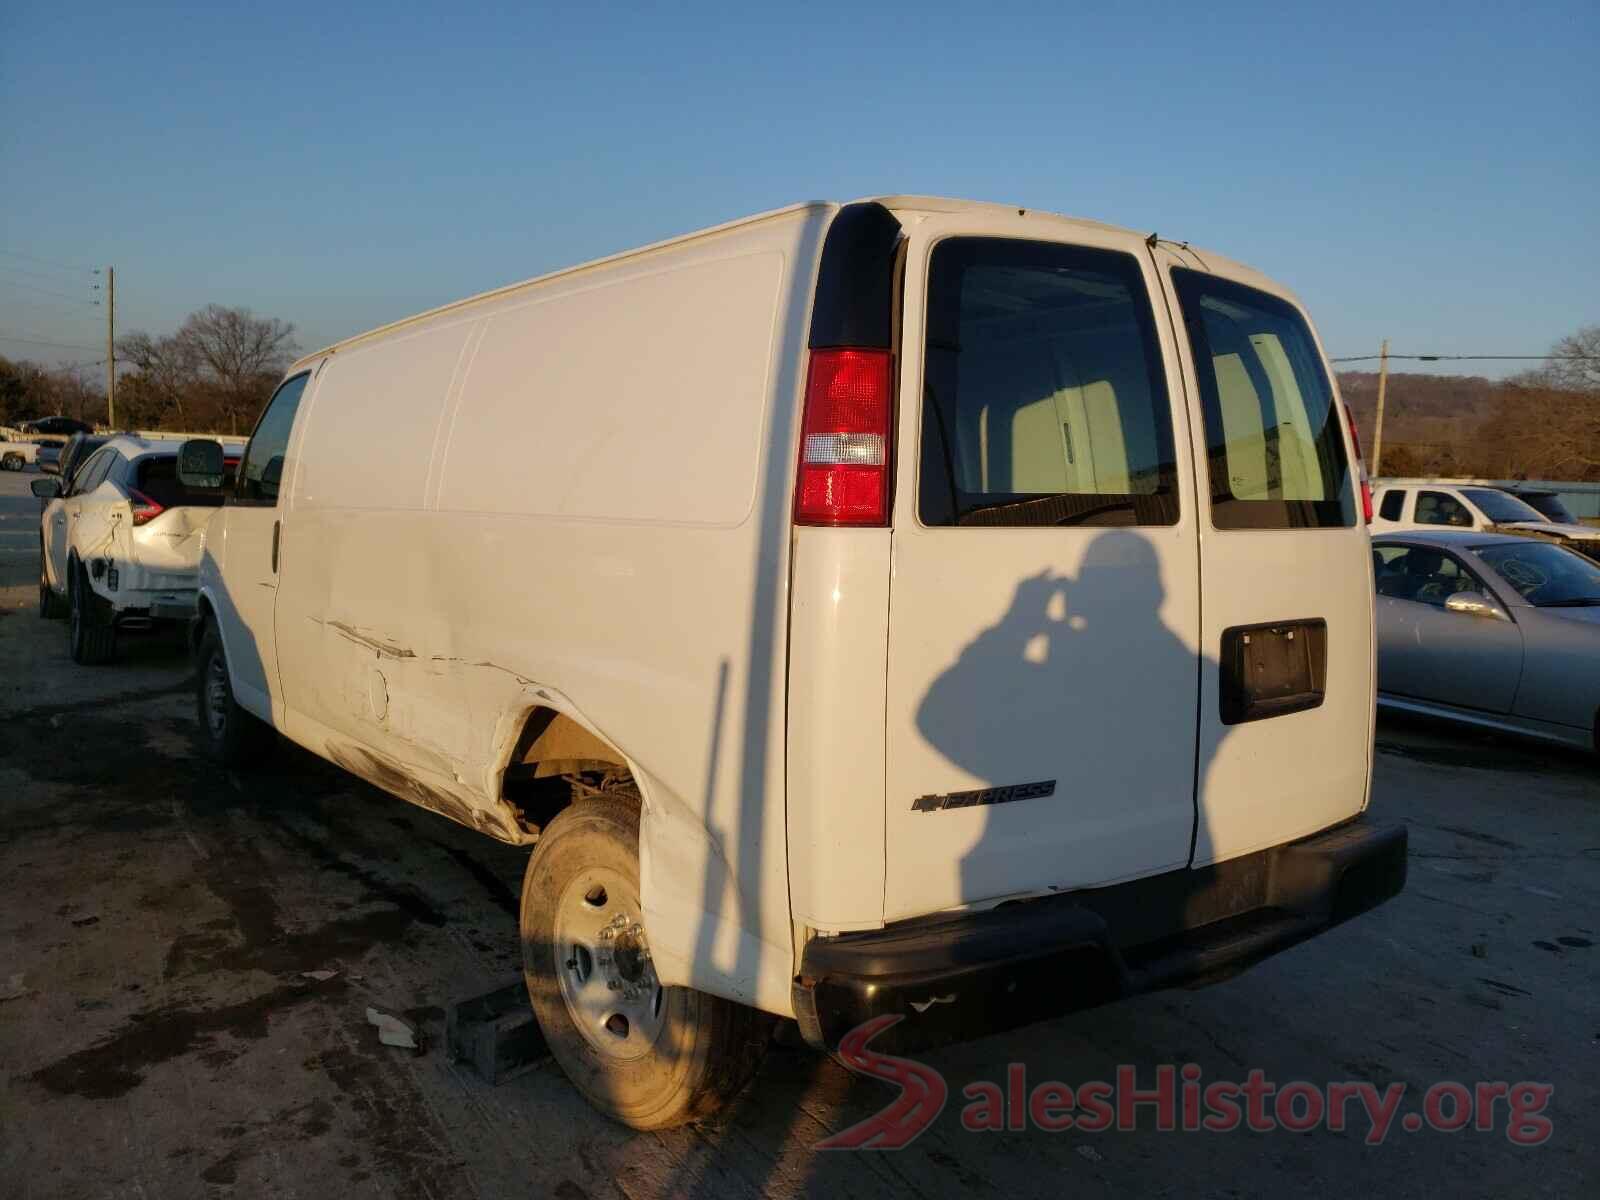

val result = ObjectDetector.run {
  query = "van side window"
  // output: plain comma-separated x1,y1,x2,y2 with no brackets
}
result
918,238,1179,527
1170,269,1354,530
236,373,310,505
1378,488,1405,521
1414,491,1472,527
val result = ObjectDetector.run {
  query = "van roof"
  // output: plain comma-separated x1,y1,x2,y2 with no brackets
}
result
290,195,1261,371
291,200,832,369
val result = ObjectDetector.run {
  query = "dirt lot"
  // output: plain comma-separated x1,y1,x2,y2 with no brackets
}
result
1,465,1596,1199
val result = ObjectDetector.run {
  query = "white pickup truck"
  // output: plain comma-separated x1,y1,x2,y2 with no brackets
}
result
1372,479,1600,561
1,436,45,471
174,196,1406,1129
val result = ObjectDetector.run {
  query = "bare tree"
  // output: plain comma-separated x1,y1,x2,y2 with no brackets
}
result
1514,325,1600,394
116,330,200,428
176,305,298,434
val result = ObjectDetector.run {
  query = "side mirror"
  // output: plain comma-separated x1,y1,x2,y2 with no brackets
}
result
31,477,62,499
1444,590,1508,621
177,438,227,491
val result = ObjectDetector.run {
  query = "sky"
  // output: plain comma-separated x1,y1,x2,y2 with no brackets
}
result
2,0,1596,380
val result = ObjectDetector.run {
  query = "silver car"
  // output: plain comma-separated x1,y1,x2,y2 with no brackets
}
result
1374,530,1600,753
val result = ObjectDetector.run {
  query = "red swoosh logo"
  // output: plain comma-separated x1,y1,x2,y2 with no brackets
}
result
816,1014,948,1149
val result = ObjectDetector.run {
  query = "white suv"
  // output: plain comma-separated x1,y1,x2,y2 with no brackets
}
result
1372,479,1600,559
33,436,241,663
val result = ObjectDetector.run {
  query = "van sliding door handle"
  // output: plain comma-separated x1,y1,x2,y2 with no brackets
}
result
271,520,280,573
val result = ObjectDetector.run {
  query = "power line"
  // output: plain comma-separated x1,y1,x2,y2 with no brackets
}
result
0,296,102,325
0,260,96,285
0,300,103,329
0,248,99,274
0,274,101,306
1330,353,1600,364
0,332,105,351
0,287,101,317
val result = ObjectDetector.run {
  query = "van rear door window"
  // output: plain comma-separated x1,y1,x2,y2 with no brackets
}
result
1171,269,1354,529
918,238,1179,527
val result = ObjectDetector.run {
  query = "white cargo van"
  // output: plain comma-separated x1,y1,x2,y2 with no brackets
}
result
178,197,1405,1128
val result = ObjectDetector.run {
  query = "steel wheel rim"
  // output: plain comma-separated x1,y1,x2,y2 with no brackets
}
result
205,653,229,738
553,865,665,1061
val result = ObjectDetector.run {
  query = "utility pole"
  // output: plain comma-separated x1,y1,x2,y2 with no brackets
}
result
105,266,116,430
1370,338,1389,478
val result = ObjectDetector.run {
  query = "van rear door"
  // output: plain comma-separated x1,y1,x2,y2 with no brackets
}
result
882,211,1203,921
1153,250,1373,865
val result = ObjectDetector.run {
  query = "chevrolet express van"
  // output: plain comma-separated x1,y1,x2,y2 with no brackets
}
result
178,197,1406,1129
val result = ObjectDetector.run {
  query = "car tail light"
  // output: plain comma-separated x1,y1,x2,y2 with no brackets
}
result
794,348,894,526
1343,404,1373,524
129,488,165,526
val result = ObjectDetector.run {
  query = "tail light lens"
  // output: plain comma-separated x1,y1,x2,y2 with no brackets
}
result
1343,404,1373,524
129,488,165,526
794,348,894,526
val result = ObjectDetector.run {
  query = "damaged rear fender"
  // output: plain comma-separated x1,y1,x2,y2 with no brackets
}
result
483,687,795,1017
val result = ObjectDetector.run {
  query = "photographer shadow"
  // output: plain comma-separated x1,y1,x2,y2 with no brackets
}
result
914,527,1228,984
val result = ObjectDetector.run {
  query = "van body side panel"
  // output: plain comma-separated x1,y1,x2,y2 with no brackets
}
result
786,527,891,932
435,252,786,525
277,322,482,781
268,209,827,1015
1151,247,1374,866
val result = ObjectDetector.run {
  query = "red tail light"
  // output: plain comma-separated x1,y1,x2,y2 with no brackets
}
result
1343,404,1373,524
794,348,894,526
129,488,165,526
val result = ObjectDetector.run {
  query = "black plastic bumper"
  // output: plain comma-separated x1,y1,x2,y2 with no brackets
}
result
793,817,1406,1053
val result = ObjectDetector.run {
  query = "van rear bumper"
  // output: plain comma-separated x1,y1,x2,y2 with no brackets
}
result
792,817,1406,1053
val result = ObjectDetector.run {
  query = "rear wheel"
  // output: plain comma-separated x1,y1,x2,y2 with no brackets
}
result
195,622,273,765
521,796,770,1129
67,562,116,664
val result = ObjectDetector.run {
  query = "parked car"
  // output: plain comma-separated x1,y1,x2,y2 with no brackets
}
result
1374,530,1600,751
35,443,62,475
1504,486,1581,525
55,432,109,487
32,436,242,662
1372,479,1600,559
174,196,1404,1129
22,415,94,437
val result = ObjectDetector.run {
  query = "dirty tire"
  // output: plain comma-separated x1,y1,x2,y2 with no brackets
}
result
67,562,116,664
195,622,272,765
38,544,65,619
522,796,771,1130
1,452,21,471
